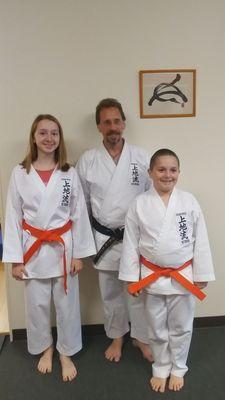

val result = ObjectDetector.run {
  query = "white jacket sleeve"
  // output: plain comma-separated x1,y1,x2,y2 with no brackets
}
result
119,200,141,282
2,168,24,263
144,152,152,191
192,201,215,282
70,169,96,258
75,154,92,216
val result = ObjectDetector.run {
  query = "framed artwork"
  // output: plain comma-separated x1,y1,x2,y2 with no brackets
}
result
139,69,196,118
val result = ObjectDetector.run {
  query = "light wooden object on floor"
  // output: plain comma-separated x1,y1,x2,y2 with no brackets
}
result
0,262,9,334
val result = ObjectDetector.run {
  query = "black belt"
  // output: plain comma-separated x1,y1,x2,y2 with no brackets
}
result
92,217,124,264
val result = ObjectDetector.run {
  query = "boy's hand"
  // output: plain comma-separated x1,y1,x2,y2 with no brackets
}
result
70,258,84,276
194,281,208,289
12,263,28,280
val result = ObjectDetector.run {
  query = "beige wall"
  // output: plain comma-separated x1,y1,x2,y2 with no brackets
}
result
1,0,224,330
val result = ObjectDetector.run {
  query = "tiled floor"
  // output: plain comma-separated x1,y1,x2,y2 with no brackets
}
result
1,327,225,400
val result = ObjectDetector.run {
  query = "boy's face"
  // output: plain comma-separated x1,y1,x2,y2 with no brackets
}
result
149,155,180,196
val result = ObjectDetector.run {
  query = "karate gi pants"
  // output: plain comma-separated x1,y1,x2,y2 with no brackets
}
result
144,292,195,378
98,270,149,343
24,274,82,356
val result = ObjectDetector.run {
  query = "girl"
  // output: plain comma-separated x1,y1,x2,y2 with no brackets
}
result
119,148,215,393
3,114,96,381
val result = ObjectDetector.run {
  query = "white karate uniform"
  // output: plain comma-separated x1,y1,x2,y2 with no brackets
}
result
76,141,151,341
3,164,96,355
119,186,215,377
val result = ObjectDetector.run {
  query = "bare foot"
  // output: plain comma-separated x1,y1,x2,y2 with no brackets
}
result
105,337,123,362
150,376,167,393
132,339,154,362
59,354,77,382
37,346,54,374
168,374,184,391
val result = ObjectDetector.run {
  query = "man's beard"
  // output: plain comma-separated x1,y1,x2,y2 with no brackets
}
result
106,131,121,145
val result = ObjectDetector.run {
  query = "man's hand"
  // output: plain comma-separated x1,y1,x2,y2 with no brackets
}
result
12,263,28,280
70,258,84,276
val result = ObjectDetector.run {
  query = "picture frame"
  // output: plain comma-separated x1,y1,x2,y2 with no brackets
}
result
139,69,196,118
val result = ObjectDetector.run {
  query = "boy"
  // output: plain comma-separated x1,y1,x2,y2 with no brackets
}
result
119,148,215,392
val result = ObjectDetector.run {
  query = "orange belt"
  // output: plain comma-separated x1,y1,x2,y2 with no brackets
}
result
128,255,206,301
22,219,73,293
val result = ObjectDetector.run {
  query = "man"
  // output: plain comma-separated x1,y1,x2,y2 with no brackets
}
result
76,98,152,362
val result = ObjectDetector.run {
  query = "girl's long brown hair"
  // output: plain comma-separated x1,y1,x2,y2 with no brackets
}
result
21,114,70,173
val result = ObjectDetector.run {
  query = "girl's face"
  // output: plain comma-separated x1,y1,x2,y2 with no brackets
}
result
149,155,180,196
34,119,60,156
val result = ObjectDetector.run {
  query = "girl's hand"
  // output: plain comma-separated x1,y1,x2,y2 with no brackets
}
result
131,290,142,297
12,263,28,280
194,281,208,289
70,258,84,276
127,282,142,297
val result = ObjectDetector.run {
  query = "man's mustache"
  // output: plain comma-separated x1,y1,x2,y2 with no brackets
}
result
107,130,120,136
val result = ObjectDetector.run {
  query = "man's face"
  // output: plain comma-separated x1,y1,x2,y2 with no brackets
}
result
97,107,125,146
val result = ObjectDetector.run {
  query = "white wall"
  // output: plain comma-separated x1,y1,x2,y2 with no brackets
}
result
0,0,224,330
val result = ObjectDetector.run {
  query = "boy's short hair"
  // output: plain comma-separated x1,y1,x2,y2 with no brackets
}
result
150,149,180,170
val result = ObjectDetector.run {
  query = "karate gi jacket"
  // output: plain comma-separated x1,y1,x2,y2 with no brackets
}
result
76,141,151,271
119,186,215,294
3,165,96,279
